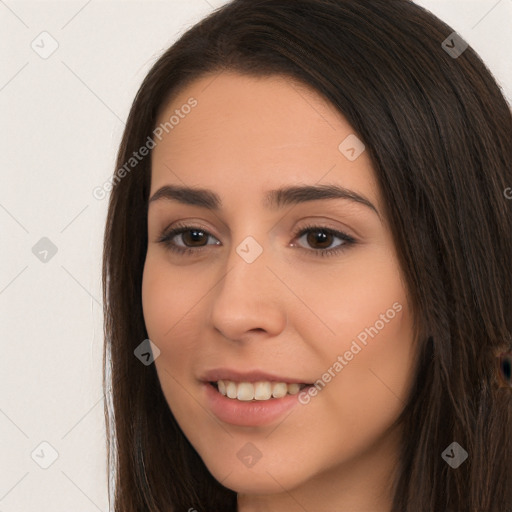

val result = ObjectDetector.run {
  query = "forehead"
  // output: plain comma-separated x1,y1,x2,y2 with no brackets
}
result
150,72,379,208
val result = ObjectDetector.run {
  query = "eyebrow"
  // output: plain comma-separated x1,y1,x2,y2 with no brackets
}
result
148,183,380,218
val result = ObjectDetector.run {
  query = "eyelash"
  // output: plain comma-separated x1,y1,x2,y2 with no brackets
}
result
156,222,357,258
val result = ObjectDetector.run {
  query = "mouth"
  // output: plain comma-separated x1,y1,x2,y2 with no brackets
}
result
208,380,312,401
203,376,316,426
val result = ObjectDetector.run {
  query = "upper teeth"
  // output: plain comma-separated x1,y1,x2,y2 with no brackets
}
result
216,380,305,401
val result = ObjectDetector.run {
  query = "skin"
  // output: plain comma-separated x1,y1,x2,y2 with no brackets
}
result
142,72,417,512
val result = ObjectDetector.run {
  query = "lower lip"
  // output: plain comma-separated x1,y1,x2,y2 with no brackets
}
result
203,382,306,427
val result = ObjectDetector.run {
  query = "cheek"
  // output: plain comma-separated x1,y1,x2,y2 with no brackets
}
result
293,249,414,438
141,253,205,343
288,316,413,477
141,256,170,341
322,301,414,411
290,247,410,357
141,254,204,416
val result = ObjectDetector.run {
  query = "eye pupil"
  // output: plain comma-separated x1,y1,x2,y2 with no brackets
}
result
307,229,331,249
184,229,207,246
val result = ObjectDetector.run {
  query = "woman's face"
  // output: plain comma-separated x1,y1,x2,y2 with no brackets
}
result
142,72,416,508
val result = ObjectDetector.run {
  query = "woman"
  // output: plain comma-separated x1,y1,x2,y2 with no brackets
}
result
102,0,512,510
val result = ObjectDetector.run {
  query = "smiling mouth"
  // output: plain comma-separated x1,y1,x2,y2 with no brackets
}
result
209,380,311,401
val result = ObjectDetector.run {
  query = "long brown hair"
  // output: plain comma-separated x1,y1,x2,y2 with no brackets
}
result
102,1,512,510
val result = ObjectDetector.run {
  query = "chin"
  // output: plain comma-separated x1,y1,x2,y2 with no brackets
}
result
203,456,310,495
218,473,296,495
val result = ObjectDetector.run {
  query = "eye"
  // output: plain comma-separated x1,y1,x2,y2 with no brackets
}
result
291,223,356,258
156,222,356,258
156,222,220,255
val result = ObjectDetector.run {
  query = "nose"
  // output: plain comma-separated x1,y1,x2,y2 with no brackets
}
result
208,237,288,342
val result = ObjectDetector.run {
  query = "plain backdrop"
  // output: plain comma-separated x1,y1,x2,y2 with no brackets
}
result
1,1,511,510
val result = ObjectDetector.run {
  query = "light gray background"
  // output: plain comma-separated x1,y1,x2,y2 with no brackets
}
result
1,1,511,510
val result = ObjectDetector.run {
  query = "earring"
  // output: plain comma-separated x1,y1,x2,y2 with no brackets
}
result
497,351,512,388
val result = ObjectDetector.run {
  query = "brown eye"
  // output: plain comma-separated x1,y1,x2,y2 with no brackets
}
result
157,224,220,254
180,228,209,247
304,229,335,249
293,224,356,257
157,223,357,258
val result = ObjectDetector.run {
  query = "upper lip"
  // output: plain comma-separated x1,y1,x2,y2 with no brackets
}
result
200,368,312,384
